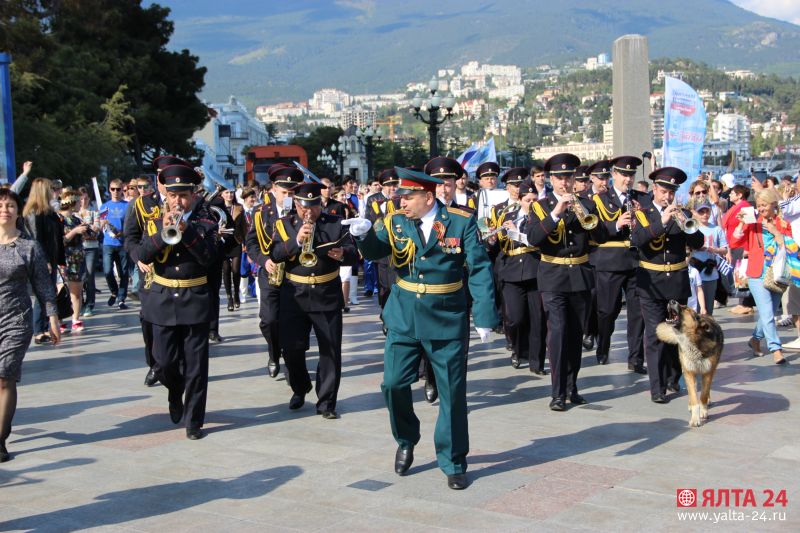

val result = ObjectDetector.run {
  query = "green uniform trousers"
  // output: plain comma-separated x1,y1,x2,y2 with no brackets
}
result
381,329,468,475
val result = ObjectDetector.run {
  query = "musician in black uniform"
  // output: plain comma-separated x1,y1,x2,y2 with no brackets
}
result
245,165,303,378
525,154,608,411
488,167,524,366
199,180,230,344
125,155,189,387
631,167,703,403
320,177,348,216
134,165,218,439
365,169,402,309
489,174,547,374
270,182,357,419
590,156,646,372
572,166,599,351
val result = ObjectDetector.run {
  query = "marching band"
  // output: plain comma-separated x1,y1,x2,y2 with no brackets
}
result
124,150,710,488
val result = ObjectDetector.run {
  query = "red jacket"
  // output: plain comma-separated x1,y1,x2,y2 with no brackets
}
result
722,200,751,248
729,215,792,278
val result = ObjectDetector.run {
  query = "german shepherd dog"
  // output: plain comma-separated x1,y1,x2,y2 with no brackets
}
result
656,300,724,427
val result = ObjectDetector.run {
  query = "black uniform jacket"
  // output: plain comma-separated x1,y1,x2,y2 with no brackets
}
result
525,192,608,292
589,188,639,272
366,196,403,266
630,205,704,301
245,192,295,269
124,192,162,265
322,198,348,218
269,212,358,313
134,209,218,326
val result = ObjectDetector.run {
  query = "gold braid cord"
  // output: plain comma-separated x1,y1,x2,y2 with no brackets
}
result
136,197,162,288
254,209,273,255
384,214,415,269
532,201,563,244
593,195,620,222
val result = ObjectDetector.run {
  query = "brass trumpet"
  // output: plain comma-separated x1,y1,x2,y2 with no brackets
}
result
569,194,599,230
298,211,318,267
671,202,699,234
161,205,185,245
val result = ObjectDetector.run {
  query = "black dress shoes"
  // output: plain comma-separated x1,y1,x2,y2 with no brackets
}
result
208,331,223,343
666,383,681,393
144,368,158,387
317,409,339,419
568,393,587,405
596,353,609,365
227,301,234,312
628,363,647,375
510,353,520,369
394,445,414,475
447,473,468,490
651,393,669,404
289,393,305,410
582,335,595,350
267,357,280,378
531,368,547,376
0,445,9,463
424,379,438,403
549,398,566,411
506,342,513,351
186,427,204,440
168,391,184,424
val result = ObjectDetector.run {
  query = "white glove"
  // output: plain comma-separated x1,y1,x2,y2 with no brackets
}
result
475,327,492,343
341,217,372,237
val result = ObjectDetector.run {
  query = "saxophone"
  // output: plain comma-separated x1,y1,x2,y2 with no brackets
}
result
298,211,318,267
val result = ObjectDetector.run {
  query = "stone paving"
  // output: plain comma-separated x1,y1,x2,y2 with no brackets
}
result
0,289,798,532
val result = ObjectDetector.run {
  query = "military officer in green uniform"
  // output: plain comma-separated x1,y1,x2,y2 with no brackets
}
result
343,167,498,490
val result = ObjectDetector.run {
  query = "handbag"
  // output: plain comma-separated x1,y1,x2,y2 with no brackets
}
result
763,248,789,294
56,284,74,320
772,246,791,285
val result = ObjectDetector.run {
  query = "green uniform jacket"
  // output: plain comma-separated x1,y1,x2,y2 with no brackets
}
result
356,201,498,340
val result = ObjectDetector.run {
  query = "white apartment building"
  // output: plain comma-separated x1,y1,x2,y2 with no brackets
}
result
712,113,750,144
340,107,377,129
309,88,352,113
532,142,613,162
193,96,269,186
255,102,308,123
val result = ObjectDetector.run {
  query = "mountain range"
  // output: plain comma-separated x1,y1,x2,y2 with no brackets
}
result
159,0,800,107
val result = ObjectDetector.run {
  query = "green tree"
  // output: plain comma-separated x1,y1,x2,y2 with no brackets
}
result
2,0,207,181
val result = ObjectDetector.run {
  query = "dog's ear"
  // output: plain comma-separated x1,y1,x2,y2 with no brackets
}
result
700,319,714,334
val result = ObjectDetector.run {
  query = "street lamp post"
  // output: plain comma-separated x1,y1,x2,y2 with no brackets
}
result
356,126,382,182
331,138,346,176
412,75,455,159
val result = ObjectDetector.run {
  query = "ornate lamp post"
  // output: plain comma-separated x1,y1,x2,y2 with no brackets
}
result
412,75,455,158
330,138,346,176
356,126,382,182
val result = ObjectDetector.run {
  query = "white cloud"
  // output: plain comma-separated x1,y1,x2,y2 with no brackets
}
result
335,0,376,22
731,0,800,25
228,46,274,66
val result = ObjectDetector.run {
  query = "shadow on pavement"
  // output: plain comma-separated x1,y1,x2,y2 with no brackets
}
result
0,466,303,531
469,418,688,480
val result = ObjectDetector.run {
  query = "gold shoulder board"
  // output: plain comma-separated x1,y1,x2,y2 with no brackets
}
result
447,206,471,218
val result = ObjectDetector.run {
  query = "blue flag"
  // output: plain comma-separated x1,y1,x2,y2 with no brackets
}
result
663,77,707,203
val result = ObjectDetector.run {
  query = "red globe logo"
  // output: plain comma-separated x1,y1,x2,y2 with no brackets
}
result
677,489,697,507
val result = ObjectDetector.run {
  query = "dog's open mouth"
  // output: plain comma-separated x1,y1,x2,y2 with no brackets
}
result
666,310,679,326
666,300,680,326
